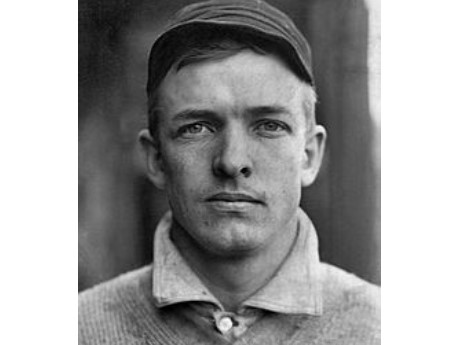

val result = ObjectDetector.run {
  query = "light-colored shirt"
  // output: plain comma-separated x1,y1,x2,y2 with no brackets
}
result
152,209,323,341
79,208,380,344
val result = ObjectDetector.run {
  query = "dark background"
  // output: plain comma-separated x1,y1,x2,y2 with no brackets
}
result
79,0,380,291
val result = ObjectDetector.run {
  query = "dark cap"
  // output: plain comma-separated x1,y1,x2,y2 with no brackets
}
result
147,0,314,96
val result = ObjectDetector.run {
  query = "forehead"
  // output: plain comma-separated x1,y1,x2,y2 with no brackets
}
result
157,50,306,118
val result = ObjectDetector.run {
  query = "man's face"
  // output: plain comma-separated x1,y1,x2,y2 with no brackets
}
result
145,50,324,256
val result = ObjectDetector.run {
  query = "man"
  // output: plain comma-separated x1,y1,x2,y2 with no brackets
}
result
79,0,380,344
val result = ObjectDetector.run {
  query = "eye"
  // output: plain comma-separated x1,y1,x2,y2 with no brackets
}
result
178,123,214,137
254,120,289,134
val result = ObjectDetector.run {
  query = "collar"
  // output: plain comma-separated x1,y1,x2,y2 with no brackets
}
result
152,208,323,316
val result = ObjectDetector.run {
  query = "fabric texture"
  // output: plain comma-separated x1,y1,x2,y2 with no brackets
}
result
79,209,380,344
152,209,322,315
147,0,315,98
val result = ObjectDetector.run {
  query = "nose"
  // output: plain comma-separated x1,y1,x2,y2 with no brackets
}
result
212,127,252,179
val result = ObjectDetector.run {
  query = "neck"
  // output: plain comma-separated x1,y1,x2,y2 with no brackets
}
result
170,218,298,312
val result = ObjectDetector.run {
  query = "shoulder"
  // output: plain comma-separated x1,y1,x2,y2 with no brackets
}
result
320,262,380,304
79,265,152,310
320,262,380,316
79,265,159,344
318,262,381,344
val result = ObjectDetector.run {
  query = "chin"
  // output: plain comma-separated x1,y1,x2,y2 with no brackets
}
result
201,223,267,256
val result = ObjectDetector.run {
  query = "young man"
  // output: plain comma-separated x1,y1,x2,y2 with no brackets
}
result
79,1,380,344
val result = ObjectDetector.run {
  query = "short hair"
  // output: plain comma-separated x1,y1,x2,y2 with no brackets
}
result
147,30,317,139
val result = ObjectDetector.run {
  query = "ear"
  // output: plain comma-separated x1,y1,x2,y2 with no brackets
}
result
301,125,327,187
138,129,166,190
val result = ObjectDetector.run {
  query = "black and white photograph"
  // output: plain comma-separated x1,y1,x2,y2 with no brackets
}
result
78,0,381,344
8,0,460,344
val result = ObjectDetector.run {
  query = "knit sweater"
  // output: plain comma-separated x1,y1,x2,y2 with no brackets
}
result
80,209,380,344
79,263,380,345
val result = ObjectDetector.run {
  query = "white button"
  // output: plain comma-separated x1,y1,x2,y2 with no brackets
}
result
217,316,233,334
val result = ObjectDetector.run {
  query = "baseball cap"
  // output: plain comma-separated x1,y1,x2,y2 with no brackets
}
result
147,0,315,95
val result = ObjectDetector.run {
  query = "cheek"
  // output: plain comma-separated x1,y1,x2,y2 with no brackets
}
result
257,141,304,178
161,146,210,197
163,145,201,177
256,142,304,204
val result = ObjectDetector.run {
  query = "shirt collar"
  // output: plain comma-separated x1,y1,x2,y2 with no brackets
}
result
152,208,323,316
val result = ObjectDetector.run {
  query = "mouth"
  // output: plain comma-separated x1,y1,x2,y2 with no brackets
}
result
206,192,264,204
205,192,265,212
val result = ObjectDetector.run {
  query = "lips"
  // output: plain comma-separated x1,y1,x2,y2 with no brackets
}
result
206,192,264,204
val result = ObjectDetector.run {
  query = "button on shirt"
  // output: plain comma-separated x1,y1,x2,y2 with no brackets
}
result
79,208,380,345
152,208,323,342
216,315,233,333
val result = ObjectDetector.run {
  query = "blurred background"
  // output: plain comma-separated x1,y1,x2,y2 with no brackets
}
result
79,0,381,291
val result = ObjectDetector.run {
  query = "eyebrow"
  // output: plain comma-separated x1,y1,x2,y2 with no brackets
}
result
172,109,218,123
244,105,293,118
171,105,293,123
